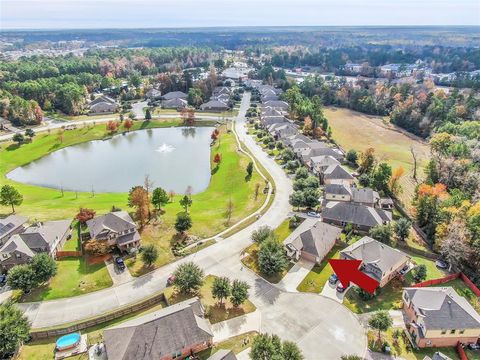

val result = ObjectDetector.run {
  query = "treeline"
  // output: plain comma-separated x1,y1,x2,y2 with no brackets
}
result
269,45,480,74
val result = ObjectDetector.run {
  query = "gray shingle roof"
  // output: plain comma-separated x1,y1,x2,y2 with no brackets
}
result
162,98,187,108
21,219,71,250
200,99,229,110
87,211,136,239
301,147,343,162
322,202,392,228
207,350,237,360
162,91,187,100
351,188,380,204
324,165,354,180
324,184,352,196
0,234,35,261
0,214,28,240
405,287,480,332
104,298,213,360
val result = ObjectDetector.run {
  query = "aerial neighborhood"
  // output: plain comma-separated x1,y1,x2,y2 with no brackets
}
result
0,24,479,360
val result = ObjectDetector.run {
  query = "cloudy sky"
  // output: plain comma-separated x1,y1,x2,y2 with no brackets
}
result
1,0,479,29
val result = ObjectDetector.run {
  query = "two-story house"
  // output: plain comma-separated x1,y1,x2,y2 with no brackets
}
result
403,287,480,348
0,214,28,246
86,211,141,252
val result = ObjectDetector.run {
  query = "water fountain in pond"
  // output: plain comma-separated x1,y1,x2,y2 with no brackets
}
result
155,143,175,153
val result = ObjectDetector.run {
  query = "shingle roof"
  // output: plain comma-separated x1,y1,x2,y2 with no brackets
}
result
263,100,289,109
351,188,380,204
87,211,136,239
0,234,35,261
200,99,229,110
341,236,409,278
301,147,343,162
285,219,341,259
21,219,71,250
325,184,352,196
324,165,354,180
0,214,28,240
322,202,392,228
207,350,237,360
162,98,187,108
405,287,480,331
162,91,187,100
103,298,213,360
309,155,341,168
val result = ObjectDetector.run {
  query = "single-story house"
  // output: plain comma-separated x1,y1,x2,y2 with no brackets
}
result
200,99,230,112
292,140,328,155
145,88,162,100
340,236,410,287
284,219,342,264
162,91,188,100
268,122,298,139
403,287,480,347
0,219,72,270
162,97,188,109
322,201,392,233
262,116,289,128
0,214,28,246
322,164,355,186
263,100,289,110
207,350,237,360
103,298,213,360
300,147,344,164
88,95,118,114
86,211,141,251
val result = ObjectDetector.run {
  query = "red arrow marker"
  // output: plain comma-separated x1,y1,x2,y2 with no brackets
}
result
329,259,379,294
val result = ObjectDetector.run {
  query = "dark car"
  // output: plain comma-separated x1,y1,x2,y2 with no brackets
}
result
329,274,338,285
468,343,480,351
399,265,410,276
435,260,449,270
336,283,346,293
115,257,126,271
0,274,6,287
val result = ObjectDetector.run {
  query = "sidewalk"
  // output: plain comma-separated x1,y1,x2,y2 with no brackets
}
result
211,310,261,342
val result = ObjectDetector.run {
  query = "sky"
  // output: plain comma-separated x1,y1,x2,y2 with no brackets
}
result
1,0,479,30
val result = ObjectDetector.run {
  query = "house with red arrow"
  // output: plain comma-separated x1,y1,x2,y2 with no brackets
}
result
339,236,410,288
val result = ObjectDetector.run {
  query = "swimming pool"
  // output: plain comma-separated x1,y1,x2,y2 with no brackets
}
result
55,332,81,351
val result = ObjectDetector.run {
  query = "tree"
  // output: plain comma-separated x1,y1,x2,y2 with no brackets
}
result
250,333,303,360
0,301,30,359
369,224,393,245
289,191,305,210
212,276,231,305
389,166,405,195
214,153,222,165
106,120,119,133
225,198,234,225
83,239,111,255
282,341,304,360
145,108,152,120
31,253,57,284
12,133,24,145
0,185,23,213
368,311,393,343
358,147,376,174
179,195,193,213
173,262,204,294
346,149,358,165
372,162,392,193
123,118,134,131
251,226,276,244
412,264,427,282
141,244,158,267
151,187,169,211
394,218,411,242
7,264,36,293
246,161,254,178
175,212,192,234
258,239,289,275
25,128,35,139
75,207,96,224
294,167,309,180
128,186,149,226
440,221,471,272
230,279,250,307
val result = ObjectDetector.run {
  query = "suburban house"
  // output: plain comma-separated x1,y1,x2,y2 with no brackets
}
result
0,219,72,271
324,184,380,207
322,164,355,185
145,88,162,100
300,147,344,164
0,214,28,246
162,97,188,109
162,91,188,100
88,95,118,115
86,211,141,252
308,155,341,175
268,122,298,139
284,219,342,264
263,100,289,110
343,63,363,74
340,237,410,287
103,298,213,360
403,287,480,347
262,116,289,128
292,140,327,155
260,107,285,118
200,99,230,112
207,350,237,360
322,201,392,233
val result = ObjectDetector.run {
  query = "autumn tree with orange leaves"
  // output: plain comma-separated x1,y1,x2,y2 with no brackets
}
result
414,183,448,239
388,167,405,195
106,120,119,133
123,118,134,131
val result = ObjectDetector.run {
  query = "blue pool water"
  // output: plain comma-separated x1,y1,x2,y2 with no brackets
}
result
56,333,81,349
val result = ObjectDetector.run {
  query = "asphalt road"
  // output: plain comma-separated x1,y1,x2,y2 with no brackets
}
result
17,93,367,359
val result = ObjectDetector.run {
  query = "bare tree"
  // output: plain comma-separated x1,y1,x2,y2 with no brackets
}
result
410,146,418,183
254,183,261,201
440,219,471,272
144,174,154,219
225,198,234,226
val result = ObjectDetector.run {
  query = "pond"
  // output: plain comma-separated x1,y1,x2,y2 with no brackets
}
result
7,127,214,194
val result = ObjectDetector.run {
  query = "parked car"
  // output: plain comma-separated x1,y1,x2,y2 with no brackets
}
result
467,343,480,351
328,274,338,285
115,257,126,271
167,274,176,286
435,260,449,270
399,265,410,275
307,211,320,218
336,283,346,293
0,274,6,287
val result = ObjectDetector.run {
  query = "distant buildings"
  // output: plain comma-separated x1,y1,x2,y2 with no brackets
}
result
88,95,118,115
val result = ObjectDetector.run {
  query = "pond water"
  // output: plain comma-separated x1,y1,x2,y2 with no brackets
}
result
7,127,214,194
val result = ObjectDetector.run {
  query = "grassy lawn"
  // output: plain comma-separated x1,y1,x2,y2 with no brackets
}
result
164,275,256,324
61,221,81,252
367,329,463,360
17,301,167,360
198,331,257,360
241,219,295,284
324,107,430,207
21,257,112,302
296,245,341,293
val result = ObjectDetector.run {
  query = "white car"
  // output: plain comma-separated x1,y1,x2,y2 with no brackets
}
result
307,211,320,218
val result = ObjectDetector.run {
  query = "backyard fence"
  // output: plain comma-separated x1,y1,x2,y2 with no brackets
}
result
457,342,469,360
412,272,480,297
29,292,166,341
396,242,439,260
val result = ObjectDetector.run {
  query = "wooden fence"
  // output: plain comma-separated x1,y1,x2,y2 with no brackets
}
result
396,243,439,260
413,272,480,297
30,292,166,340
457,342,469,360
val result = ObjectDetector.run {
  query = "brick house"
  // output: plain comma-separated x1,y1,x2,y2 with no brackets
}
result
402,287,480,347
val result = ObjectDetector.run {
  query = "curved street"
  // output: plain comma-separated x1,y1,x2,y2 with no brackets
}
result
17,93,367,359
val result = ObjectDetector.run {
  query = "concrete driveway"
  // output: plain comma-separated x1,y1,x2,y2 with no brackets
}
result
105,259,133,286
277,259,314,292
131,101,148,119
212,310,261,342
321,280,351,303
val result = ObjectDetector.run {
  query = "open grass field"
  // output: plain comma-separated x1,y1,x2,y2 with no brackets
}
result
324,107,430,207
164,275,256,324
21,256,113,302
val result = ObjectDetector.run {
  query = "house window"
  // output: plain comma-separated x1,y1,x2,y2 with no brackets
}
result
441,330,447,335
450,329,456,334
16,253,21,258
459,329,465,334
